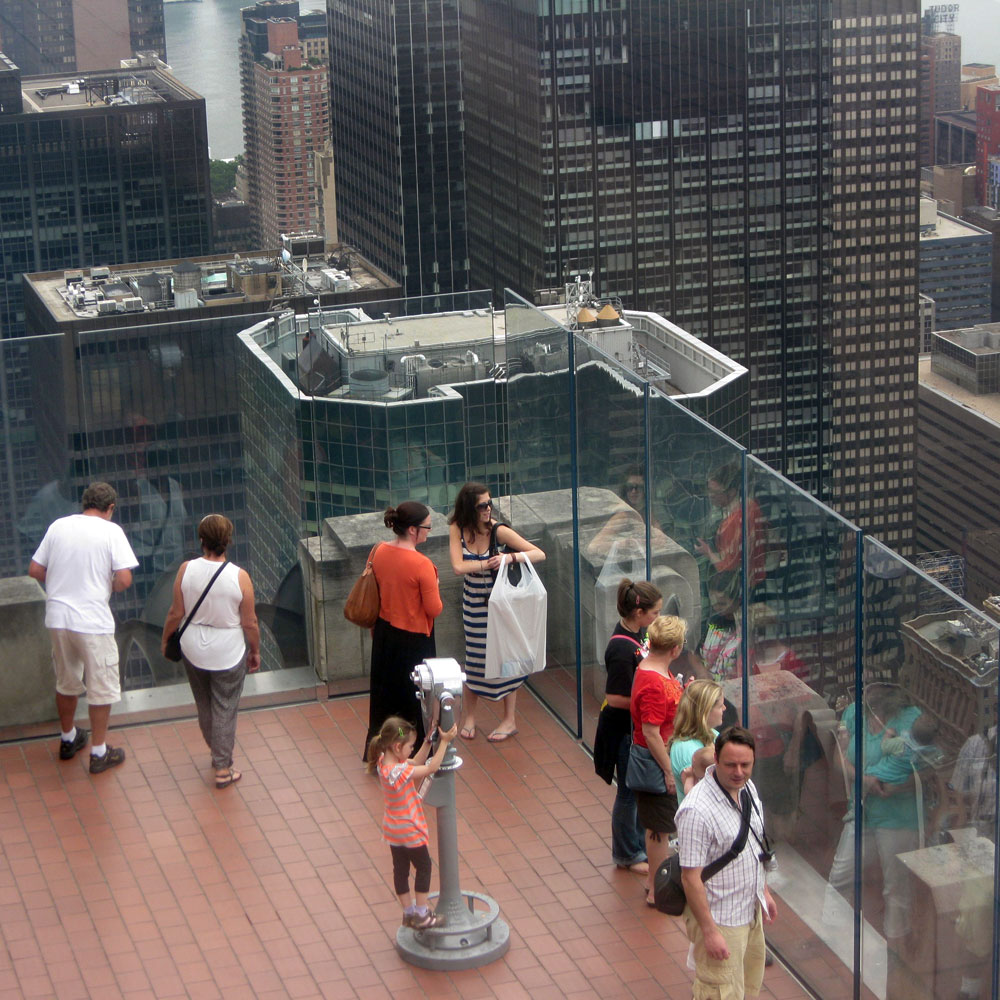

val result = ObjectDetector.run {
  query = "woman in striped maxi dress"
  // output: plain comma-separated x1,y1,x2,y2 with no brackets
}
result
448,482,545,743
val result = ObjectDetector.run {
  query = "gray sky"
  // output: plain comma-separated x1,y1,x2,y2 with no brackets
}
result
944,0,1000,67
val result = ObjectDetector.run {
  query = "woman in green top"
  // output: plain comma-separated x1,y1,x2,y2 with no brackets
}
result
668,679,725,802
823,683,922,940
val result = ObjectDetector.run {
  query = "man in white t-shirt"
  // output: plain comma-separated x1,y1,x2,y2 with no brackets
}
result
29,482,139,774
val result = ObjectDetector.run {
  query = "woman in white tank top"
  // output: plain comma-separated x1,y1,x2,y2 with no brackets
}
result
161,515,260,788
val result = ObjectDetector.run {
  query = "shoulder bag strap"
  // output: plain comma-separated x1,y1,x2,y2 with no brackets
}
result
701,787,753,882
176,561,228,641
488,521,502,557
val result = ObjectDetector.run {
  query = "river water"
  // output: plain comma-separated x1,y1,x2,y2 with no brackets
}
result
166,0,998,159
163,0,324,160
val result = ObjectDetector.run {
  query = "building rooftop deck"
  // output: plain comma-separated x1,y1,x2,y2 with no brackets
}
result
0,692,811,999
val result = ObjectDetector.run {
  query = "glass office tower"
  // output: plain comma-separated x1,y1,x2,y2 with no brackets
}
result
327,0,469,299
462,0,920,553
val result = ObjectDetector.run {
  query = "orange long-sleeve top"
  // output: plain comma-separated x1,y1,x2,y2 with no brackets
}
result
371,543,443,636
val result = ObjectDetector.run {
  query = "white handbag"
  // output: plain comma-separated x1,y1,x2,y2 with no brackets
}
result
484,557,548,679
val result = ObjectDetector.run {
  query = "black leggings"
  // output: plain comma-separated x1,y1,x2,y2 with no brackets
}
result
390,844,432,895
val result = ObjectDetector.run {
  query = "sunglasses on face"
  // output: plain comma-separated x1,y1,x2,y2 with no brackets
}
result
476,500,493,511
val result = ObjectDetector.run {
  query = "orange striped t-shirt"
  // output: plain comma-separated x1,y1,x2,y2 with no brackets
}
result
378,757,429,847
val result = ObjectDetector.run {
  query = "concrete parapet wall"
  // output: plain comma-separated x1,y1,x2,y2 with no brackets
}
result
0,577,55,728
300,488,701,684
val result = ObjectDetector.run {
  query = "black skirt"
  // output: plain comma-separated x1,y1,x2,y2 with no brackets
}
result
362,616,435,760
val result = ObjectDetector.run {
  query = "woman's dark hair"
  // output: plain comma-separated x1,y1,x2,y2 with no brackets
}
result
616,578,662,618
620,464,645,500
199,514,233,556
715,725,756,758
448,481,491,534
708,570,740,600
708,462,740,494
384,501,430,536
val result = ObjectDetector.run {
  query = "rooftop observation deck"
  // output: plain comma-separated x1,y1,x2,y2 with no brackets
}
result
0,692,811,1000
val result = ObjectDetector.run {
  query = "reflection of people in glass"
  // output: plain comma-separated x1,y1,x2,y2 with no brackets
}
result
587,466,665,560
948,727,995,1000
823,684,922,941
694,463,766,587
747,604,808,681
950,725,997,838
134,470,188,575
698,571,741,683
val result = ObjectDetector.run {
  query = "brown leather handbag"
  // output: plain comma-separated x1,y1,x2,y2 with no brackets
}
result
343,544,381,628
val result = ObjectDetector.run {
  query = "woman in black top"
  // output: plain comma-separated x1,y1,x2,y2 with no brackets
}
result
593,578,662,873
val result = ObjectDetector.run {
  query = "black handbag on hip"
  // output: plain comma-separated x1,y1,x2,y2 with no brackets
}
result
164,562,228,662
654,787,753,916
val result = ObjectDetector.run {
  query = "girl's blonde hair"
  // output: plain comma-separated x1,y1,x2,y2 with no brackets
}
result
647,614,686,654
669,679,724,751
365,716,416,774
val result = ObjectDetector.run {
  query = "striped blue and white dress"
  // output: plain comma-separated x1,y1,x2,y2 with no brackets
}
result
462,535,525,700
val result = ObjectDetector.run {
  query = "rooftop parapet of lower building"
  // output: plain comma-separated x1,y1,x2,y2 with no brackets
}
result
19,66,203,112
240,278,747,405
23,245,399,331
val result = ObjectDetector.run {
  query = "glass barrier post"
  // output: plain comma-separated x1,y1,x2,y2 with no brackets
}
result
567,327,583,739
853,529,864,1000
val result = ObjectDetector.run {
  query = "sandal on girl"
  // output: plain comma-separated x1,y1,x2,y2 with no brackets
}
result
215,768,241,789
411,909,445,930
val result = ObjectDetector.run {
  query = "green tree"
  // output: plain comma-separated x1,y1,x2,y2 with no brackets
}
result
209,156,243,197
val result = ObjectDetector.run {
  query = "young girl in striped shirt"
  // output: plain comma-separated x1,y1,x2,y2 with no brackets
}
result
367,715,457,929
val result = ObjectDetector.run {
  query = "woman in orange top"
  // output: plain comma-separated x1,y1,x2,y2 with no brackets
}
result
363,501,444,759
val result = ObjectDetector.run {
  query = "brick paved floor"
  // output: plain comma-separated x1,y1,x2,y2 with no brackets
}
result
0,693,810,999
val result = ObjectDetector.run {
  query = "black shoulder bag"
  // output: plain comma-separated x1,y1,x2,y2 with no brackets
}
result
653,785,753,916
164,562,228,662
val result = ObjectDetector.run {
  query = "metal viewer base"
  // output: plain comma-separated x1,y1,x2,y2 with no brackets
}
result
395,890,510,970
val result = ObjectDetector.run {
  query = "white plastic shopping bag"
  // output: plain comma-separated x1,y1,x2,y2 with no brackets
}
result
484,557,547,679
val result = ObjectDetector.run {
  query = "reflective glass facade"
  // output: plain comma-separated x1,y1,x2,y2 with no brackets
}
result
462,0,920,553
327,0,469,298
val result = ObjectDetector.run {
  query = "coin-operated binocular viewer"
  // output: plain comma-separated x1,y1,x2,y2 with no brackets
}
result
396,657,510,970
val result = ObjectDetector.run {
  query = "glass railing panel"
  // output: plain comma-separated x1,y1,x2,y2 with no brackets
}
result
740,455,863,997
502,290,579,735
860,538,999,1000
0,333,75,731
647,389,747,721
574,333,650,747
70,317,265,691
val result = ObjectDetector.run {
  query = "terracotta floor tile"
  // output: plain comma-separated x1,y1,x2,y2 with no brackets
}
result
0,695,816,1000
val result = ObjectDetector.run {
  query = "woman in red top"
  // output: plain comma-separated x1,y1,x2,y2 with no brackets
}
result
630,614,686,906
694,462,767,588
362,501,444,759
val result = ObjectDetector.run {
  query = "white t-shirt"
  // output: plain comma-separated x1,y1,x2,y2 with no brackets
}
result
178,558,246,671
32,513,139,634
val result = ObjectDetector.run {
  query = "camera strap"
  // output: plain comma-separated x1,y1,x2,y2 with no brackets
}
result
701,782,753,881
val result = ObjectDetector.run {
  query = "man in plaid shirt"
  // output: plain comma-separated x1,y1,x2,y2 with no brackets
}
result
677,727,778,999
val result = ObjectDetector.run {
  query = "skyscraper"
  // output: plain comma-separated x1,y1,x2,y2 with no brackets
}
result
461,0,920,551
0,59,212,340
239,1,330,249
0,58,212,583
327,0,469,298
920,30,961,164
0,0,165,77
